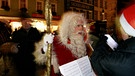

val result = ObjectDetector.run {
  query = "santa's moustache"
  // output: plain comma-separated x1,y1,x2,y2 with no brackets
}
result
68,31,87,58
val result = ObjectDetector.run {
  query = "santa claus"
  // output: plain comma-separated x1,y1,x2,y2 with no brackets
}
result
33,11,93,76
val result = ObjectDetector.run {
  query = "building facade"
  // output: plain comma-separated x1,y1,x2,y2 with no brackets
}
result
0,0,117,32
0,0,59,18
0,0,60,32
93,0,117,28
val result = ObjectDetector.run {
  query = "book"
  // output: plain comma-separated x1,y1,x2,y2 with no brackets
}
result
105,34,118,50
59,56,96,76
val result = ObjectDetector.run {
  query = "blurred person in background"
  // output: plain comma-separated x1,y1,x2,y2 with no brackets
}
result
0,20,11,46
0,20,12,76
89,23,100,49
11,18,42,76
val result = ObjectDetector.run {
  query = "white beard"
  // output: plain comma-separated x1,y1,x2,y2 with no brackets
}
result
65,33,87,58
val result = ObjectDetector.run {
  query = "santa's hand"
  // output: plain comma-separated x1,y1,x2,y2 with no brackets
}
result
43,33,54,44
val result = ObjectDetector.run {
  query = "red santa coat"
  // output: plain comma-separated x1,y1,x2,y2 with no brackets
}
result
51,35,93,76
51,36,78,76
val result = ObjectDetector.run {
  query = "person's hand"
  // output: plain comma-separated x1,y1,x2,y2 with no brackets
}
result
43,33,54,44
95,35,108,50
42,33,54,53
99,35,108,42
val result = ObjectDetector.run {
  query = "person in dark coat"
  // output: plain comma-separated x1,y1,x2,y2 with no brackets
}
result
0,20,11,45
90,4,135,76
11,18,42,76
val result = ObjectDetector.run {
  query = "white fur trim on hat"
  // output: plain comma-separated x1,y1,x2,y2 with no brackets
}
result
120,13,135,37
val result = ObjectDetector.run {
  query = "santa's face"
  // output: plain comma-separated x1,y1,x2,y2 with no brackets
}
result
74,24,85,36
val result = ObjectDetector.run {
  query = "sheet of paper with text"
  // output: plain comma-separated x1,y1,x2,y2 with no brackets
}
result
59,56,96,76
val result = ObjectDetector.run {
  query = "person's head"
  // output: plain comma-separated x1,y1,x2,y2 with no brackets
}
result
59,11,87,41
116,4,135,40
21,18,33,30
59,11,87,58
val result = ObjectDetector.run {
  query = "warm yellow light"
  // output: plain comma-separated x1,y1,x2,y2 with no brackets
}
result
8,18,59,33
32,21,47,32
9,22,22,32
51,26,58,32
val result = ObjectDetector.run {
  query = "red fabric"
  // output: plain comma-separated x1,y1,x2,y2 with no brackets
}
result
51,36,77,76
90,25,95,32
53,36,77,65
123,4,135,29
51,65,56,76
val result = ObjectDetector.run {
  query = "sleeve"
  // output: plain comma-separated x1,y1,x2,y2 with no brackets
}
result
11,31,22,43
31,28,42,41
90,44,109,76
99,51,134,76
90,35,111,76
91,39,133,76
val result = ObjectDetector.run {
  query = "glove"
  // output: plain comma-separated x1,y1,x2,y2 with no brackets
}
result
43,33,54,44
93,35,109,52
95,35,107,46
99,35,108,42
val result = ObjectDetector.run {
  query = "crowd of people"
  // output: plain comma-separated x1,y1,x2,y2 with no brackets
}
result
0,3,135,76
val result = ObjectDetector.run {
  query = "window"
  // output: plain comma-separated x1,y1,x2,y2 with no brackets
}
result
105,1,107,9
51,4,56,12
88,11,93,20
94,0,98,7
80,10,87,18
94,10,98,20
36,1,43,10
87,0,93,4
51,3,57,16
100,0,103,8
0,0,10,8
105,13,107,20
37,2,42,10
19,0,27,8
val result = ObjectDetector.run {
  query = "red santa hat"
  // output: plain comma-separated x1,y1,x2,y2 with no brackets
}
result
120,4,135,37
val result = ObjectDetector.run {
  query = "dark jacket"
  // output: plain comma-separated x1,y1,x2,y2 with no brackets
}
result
0,22,11,45
11,27,41,76
91,37,135,76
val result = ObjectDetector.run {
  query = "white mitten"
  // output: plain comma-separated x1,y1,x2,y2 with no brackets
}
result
33,33,54,65
44,33,54,44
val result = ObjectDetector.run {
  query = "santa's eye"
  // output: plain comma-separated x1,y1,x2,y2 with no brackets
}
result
77,25,83,27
